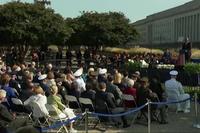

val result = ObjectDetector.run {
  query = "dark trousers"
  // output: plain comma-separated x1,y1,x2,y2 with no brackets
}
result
8,116,29,131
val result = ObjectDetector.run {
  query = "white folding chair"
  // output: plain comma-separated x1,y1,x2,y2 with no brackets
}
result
29,101,50,126
11,98,33,121
45,104,68,133
11,98,23,105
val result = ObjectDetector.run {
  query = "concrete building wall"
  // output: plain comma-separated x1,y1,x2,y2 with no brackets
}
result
133,0,200,47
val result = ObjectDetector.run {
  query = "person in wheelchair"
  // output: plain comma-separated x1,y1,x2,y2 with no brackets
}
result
137,77,161,122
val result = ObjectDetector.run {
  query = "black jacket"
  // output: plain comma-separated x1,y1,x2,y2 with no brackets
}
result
95,90,116,113
0,103,13,127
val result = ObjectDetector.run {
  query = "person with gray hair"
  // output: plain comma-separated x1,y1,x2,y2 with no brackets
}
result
0,89,29,132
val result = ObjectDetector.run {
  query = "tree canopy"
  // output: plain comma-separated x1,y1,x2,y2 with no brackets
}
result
66,11,138,47
0,2,72,46
0,2,137,48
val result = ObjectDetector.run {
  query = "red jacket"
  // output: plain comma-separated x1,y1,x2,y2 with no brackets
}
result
123,87,137,108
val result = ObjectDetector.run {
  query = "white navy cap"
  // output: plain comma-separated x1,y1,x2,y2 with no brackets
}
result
74,68,83,77
38,74,47,80
89,62,95,66
169,70,178,76
99,68,107,75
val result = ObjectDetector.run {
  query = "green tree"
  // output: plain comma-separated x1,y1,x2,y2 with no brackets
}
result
66,11,137,47
0,2,72,60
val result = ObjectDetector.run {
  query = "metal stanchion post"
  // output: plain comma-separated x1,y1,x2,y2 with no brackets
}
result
193,93,200,128
85,108,89,133
147,99,151,133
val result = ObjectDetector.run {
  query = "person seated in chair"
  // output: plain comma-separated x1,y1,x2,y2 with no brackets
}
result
165,70,190,113
95,82,130,128
149,75,168,124
137,77,160,121
47,85,77,133
0,89,29,132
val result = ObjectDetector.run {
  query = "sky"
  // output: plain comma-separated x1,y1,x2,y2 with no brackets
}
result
0,0,192,22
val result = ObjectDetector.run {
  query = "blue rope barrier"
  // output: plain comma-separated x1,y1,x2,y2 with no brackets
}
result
151,97,191,105
90,103,148,117
90,97,192,118
40,97,193,131
41,113,83,132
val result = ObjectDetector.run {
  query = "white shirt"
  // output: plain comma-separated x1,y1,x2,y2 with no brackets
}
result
24,94,49,117
165,78,184,96
74,77,86,93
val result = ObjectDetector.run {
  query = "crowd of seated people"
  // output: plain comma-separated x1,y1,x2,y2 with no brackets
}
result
0,48,192,132
0,46,177,71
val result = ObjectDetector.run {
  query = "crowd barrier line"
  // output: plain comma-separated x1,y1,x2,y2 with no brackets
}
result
41,113,84,132
40,97,192,131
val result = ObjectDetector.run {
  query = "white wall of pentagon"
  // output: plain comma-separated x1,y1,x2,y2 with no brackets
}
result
133,0,200,46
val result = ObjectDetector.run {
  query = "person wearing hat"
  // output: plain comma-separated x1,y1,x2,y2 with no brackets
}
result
98,68,107,83
73,68,86,93
38,74,51,97
137,77,159,121
165,70,190,113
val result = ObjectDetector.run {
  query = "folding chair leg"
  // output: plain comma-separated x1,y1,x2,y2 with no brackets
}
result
56,125,68,133
93,119,100,129
130,111,139,126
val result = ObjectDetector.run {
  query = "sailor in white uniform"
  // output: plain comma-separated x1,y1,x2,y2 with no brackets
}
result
165,70,190,113
73,68,86,93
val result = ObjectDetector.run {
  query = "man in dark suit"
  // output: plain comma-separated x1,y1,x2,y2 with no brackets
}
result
95,82,130,128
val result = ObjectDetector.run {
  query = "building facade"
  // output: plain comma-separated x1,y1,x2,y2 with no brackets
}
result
133,0,200,47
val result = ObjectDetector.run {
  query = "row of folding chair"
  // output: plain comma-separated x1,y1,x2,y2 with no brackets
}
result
65,95,100,128
12,98,68,133
65,94,139,128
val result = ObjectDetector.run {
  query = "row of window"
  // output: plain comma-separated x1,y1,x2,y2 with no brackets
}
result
174,13,200,42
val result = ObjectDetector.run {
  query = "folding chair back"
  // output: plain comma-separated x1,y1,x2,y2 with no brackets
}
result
65,95,81,110
122,94,137,107
79,97,95,112
11,98,23,105
11,98,32,121
30,101,49,119
29,101,49,127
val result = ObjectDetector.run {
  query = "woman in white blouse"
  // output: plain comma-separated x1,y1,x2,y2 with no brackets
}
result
24,86,49,117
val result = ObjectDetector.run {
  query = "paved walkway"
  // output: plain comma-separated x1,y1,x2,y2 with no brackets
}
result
76,102,200,133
